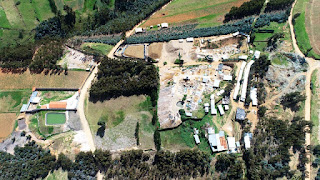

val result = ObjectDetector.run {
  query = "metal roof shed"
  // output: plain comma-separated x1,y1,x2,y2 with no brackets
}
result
218,105,225,116
193,134,200,144
161,23,168,28
213,79,221,88
186,37,194,42
223,74,232,81
20,104,28,112
236,108,246,121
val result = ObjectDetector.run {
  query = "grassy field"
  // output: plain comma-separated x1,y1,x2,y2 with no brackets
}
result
0,6,11,28
0,69,88,90
0,90,30,112
305,0,320,55
81,42,114,56
46,113,66,125
86,95,155,149
40,91,75,105
271,53,289,66
293,0,320,59
0,113,17,142
253,22,291,51
311,69,319,145
141,0,248,28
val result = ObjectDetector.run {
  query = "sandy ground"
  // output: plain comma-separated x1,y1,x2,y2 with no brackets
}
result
148,42,163,59
0,113,17,142
123,45,145,59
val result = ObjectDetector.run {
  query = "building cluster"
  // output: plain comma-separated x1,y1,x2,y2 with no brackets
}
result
135,22,169,33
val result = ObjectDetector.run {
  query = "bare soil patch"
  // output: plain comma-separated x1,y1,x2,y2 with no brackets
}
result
148,43,163,59
0,113,17,142
0,69,89,89
124,45,145,59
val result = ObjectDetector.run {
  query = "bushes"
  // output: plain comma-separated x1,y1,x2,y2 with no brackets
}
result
154,129,161,151
126,18,253,44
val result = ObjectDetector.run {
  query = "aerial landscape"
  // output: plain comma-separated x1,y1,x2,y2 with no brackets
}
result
0,0,320,179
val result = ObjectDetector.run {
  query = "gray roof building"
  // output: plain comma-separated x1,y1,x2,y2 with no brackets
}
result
236,108,246,121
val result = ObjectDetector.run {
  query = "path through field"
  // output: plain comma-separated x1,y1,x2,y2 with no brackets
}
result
289,0,320,178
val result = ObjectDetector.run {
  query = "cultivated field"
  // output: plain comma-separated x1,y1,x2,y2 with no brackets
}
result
141,0,248,28
148,43,163,59
306,0,320,55
0,113,17,142
85,95,155,150
124,45,145,59
0,69,89,89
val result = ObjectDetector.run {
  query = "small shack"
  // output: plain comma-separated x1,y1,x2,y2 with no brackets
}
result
161,23,168,28
218,105,225,116
227,137,236,153
135,28,143,33
186,37,194,42
254,50,261,59
194,134,200,144
213,79,221,88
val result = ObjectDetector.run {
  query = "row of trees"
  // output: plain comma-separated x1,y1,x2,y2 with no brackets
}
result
90,57,159,102
223,0,265,22
0,142,211,179
265,0,295,12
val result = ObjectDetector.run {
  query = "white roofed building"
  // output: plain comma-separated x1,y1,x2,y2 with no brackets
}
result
218,105,225,116
194,135,200,144
186,37,194,42
254,50,261,59
223,74,232,81
213,80,221,88
227,137,236,153
161,23,168,28
135,28,143,33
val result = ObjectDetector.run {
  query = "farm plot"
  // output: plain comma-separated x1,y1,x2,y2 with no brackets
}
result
0,90,30,112
15,0,38,30
0,113,17,142
306,0,320,55
0,0,25,29
141,0,249,28
85,95,155,150
46,113,66,125
32,0,55,22
148,43,163,59
0,69,89,90
123,45,145,59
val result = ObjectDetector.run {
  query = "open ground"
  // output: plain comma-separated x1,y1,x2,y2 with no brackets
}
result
305,0,320,55
0,69,89,90
140,0,249,28
0,113,17,142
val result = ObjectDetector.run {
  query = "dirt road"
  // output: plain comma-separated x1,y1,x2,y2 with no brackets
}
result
288,0,320,178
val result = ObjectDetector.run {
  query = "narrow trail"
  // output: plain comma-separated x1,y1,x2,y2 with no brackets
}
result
288,0,320,178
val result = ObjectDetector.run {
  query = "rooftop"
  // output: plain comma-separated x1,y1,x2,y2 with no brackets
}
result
236,108,246,120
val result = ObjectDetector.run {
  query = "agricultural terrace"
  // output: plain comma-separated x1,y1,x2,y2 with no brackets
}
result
85,95,155,150
140,0,249,28
46,113,66,125
293,0,320,59
0,69,89,90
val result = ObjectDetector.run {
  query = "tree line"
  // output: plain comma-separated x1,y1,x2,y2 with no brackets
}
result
89,57,159,102
0,141,211,179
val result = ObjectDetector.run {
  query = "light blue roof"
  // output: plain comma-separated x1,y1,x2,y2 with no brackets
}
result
20,104,29,112
31,91,38,98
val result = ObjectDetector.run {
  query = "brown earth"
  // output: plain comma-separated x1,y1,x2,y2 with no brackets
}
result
0,113,17,142
148,43,163,59
124,45,145,59
142,0,248,27
0,69,89,89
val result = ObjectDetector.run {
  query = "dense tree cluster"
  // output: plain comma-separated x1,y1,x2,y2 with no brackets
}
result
90,57,159,102
126,18,253,44
243,116,312,179
252,55,271,79
224,0,264,22
29,40,64,72
0,143,211,180
265,0,294,12
0,42,35,69
0,141,56,179
254,10,290,28
281,91,306,111
215,154,245,179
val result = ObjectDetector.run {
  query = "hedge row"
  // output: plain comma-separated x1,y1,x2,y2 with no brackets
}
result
254,10,290,28
125,17,254,44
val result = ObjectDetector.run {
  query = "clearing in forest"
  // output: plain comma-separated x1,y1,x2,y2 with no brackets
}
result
141,0,249,28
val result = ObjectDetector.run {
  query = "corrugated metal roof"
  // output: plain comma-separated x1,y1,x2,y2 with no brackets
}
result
20,104,28,112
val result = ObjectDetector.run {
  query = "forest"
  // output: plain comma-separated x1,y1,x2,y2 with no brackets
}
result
90,57,159,102
0,142,211,179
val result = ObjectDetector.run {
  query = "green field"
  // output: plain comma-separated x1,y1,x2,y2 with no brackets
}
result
40,91,74,105
0,6,11,28
0,90,30,112
81,43,114,56
46,113,66,125
293,0,320,59
311,70,319,145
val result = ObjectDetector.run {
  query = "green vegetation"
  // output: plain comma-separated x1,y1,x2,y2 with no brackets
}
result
80,42,113,56
0,7,11,28
45,169,68,180
40,91,74,105
271,53,289,66
46,113,66,125
311,70,319,145
293,0,320,59
0,90,30,112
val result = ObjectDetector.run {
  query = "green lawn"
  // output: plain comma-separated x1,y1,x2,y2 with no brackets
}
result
293,0,320,59
46,113,66,125
0,6,11,28
81,42,114,56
